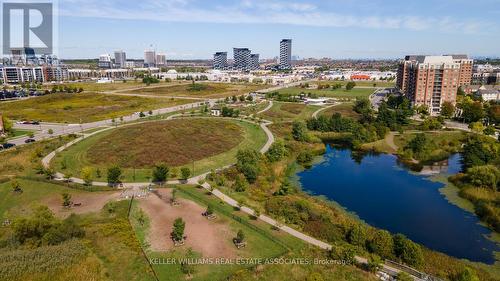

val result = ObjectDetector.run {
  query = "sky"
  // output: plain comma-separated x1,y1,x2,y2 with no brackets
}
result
56,0,500,59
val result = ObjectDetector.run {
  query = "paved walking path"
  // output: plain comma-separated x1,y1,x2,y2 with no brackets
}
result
38,93,429,281
311,102,339,118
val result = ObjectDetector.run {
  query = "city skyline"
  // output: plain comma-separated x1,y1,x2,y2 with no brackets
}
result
56,0,500,59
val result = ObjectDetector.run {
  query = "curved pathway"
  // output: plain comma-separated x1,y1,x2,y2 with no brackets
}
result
40,98,428,281
311,102,338,118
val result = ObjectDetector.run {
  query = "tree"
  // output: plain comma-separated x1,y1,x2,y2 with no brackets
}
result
206,204,214,215
393,234,424,268
468,122,484,133
232,174,248,192
11,180,22,193
235,229,245,243
107,166,122,186
1,116,13,133
171,188,178,204
483,126,495,136
43,167,55,179
441,101,455,118
292,121,309,142
171,218,185,241
266,140,287,162
465,165,500,190
180,248,196,277
47,128,54,135
236,149,261,183
368,229,394,259
345,81,356,91
397,272,413,281
180,167,191,180
461,135,500,170
62,193,72,207
152,163,169,183
461,100,484,123
404,133,433,160
347,224,367,247
170,167,179,179
81,167,93,186
366,256,382,273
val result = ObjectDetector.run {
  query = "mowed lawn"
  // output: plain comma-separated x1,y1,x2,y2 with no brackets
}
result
53,118,267,182
276,86,375,99
0,93,193,123
121,83,266,98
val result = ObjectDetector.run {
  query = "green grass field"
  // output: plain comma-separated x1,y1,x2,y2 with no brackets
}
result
6,129,35,140
0,93,193,123
53,118,268,182
122,82,266,98
276,87,375,100
314,80,396,88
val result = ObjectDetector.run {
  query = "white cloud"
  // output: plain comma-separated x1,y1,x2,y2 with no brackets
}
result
59,0,495,34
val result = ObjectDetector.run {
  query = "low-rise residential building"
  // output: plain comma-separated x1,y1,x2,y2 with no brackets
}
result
474,86,500,101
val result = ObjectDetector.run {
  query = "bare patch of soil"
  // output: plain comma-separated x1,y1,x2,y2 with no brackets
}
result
139,189,236,258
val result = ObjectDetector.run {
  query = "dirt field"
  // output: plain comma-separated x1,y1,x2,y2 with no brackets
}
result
139,189,236,258
43,191,121,217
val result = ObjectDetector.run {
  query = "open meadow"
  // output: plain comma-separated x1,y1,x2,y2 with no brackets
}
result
276,86,375,100
121,82,266,98
53,118,267,182
0,93,192,123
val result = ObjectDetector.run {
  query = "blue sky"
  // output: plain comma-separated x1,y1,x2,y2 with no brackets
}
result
58,0,500,59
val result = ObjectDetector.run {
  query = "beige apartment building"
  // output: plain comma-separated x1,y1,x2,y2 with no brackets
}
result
397,55,472,115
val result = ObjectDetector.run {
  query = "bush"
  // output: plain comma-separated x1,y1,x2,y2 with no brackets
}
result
347,224,367,247
393,234,424,268
266,140,287,162
465,165,499,190
297,151,314,168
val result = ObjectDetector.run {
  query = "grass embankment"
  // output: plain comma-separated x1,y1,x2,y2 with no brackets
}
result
319,102,360,119
122,83,266,98
0,93,193,123
258,102,321,123
0,179,155,281
276,87,375,100
53,118,267,182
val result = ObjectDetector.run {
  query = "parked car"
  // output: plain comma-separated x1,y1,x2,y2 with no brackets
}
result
2,143,16,149
25,138,36,143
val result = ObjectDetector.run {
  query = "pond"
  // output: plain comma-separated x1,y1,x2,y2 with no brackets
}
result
296,145,499,264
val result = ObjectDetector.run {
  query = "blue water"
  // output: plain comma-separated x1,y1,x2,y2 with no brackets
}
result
297,146,499,264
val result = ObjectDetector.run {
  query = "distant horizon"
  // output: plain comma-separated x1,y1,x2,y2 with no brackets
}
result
59,55,500,62
54,0,500,60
